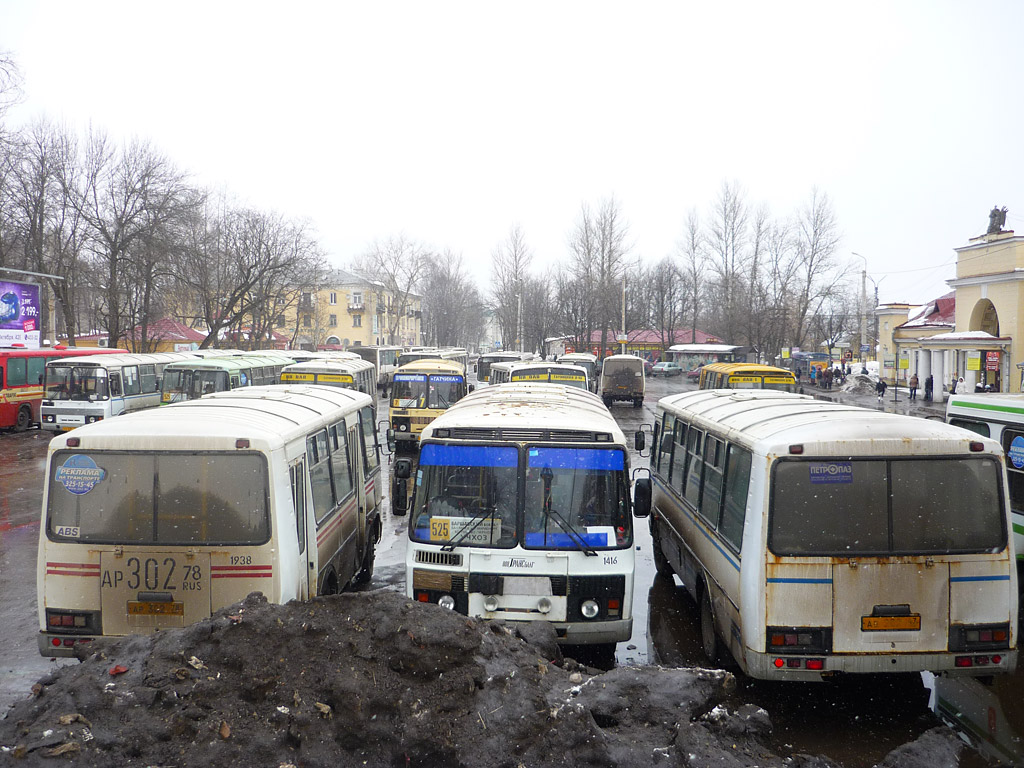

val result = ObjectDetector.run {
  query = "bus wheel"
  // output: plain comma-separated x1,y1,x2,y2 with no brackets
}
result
699,586,720,664
633,398,643,408
322,570,339,595
15,405,32,432
354,541,375,586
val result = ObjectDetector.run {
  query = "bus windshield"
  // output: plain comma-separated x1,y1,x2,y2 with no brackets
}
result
47,451,269,545
45,366,109,401
410,444,630,550
163,368,229,402
769,457,1005,556
393,374,427,407
428,374,464,408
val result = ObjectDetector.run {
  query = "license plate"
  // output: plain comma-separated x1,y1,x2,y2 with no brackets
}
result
127,601,184,617
861,614,921,631
504,576,552,596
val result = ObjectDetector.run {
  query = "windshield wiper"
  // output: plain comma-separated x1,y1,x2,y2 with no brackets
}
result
440,501,494,552
539,466,596,556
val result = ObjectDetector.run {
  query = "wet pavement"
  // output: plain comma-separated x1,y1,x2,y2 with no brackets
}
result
1,380,1021,766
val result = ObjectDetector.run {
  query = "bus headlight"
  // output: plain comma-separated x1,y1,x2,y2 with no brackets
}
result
438,594,456,610
483,595,499,612
537,597,552,614
581,599,600,619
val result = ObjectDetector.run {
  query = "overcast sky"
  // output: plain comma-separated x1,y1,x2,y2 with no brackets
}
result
3,1,1022,307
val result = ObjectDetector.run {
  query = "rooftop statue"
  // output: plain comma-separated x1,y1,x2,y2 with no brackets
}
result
987,205,1008,234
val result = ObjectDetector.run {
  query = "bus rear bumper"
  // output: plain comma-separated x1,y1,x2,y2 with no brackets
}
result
38,631,97,658
744,648,1017,681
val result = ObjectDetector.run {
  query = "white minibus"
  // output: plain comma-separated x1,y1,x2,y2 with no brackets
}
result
489,361,590,391
557,352,599,393
280,358,377,398
392,382,652,661
650,389,1017,681
37,384,382,656
346,345,402,389
40,352,201,431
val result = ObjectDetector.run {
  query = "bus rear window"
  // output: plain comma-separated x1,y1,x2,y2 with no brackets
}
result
769,457,1005,555
47,451,270,545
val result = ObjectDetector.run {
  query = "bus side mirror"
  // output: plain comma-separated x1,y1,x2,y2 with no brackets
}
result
632,476,651,518
386,428,396,453
634,430,646,452
391,458,413,516
394,458,412,480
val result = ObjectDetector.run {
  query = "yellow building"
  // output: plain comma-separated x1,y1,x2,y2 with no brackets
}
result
876,212,1018,400
283,268,423,350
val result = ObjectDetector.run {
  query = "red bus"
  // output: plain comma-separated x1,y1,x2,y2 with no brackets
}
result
0,346,125,431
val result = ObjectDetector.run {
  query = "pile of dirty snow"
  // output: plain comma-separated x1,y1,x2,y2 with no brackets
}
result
0,591,963,767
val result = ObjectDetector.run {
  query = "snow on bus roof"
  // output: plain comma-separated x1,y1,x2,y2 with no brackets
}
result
425,382,624,441
657,389,999,453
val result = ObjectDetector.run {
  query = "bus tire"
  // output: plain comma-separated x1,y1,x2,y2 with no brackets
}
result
15,405,32,432
699,585,720,665
354,540,375,586
633,398,643,408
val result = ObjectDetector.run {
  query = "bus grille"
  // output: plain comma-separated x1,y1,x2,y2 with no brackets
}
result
449,428,604,442
415,550,463,567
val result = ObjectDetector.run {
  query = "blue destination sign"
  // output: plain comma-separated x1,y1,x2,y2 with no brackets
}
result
429,375,463,383
393,374,427,382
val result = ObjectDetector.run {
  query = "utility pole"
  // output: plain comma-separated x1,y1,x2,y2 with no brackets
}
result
620,273,626,355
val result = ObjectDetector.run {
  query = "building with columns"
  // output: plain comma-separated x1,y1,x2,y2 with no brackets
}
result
876,215,1020,401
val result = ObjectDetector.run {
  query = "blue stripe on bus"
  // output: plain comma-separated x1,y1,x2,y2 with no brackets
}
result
420,443,518,467
653,477,739,573
950,574,1011,583
766,577,833,584
527,447,624,471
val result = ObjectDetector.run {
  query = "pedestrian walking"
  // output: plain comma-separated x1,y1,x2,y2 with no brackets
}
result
909,374,919,401
823,367,833,390
810,367,816,386
876,378,887,402
955,376,968,394
924,375,933,401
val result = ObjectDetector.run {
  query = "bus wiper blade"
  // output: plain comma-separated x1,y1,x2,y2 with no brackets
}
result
440,503,492,552
544,508,597,556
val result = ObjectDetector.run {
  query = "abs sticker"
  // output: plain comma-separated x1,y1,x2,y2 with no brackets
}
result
1009,436,1024,469
55,454,106,495
809,462,853,484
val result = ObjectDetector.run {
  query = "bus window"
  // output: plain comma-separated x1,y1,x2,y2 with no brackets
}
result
140,364,158,393
8,358,26,386
670,420,687,488
28,356,46,385
683,428,703,508
700,436,725,527
411,444,518,548
47,451,270,544
108,372,122,398
718,445,751,550
307,431,336,522
428,375,464,408
330,424,354,500
393,375,427,407
123,366,141,396
950,418,990,437
291,463,306,554
359,406,379,474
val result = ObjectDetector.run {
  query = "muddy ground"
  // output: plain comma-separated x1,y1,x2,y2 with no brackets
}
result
0,591,964,767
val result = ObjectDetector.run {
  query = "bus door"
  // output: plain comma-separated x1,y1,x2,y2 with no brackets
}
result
291,457,316,600
108,369,125,415
350,424,370,558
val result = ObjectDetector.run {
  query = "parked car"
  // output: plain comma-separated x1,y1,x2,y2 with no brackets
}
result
652,361,683,377
686,366,703,381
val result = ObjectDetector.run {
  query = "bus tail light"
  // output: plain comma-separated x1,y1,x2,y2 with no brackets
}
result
950,623,1010,651
969,441,984,452
766,626,832,654
773,657,825,670
45,609,100,635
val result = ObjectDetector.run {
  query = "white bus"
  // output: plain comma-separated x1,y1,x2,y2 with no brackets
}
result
489,361,590,391
946,392,1024,589
475,351,534,383
37,384,382,656
160,351,297,403
557,352,599,393
40,352,202,432
396,347,468,373
392,382,652,660
346,345,402,389
280,358,377,398
650,389,1017,681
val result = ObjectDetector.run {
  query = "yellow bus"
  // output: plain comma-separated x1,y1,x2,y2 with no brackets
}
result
697,362,797,392
387,359,471,453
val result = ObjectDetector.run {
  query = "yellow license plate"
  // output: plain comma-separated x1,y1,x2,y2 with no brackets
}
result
127,601,184,617
861,614,921,631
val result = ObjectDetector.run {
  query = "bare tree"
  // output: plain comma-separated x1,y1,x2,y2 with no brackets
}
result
677,208,706,344
788,188,842,350
421,249,485,348
490,225,533,349
358,235,428,345
568,198,630,358
705,181,749,343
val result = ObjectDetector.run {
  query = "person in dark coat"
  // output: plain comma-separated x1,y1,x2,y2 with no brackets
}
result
924,375,933,401
876,378,887,402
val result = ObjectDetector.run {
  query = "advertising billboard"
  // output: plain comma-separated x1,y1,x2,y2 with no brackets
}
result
0,279,42,349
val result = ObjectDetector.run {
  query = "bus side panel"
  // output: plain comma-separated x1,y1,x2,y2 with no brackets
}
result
950,559,1018,630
